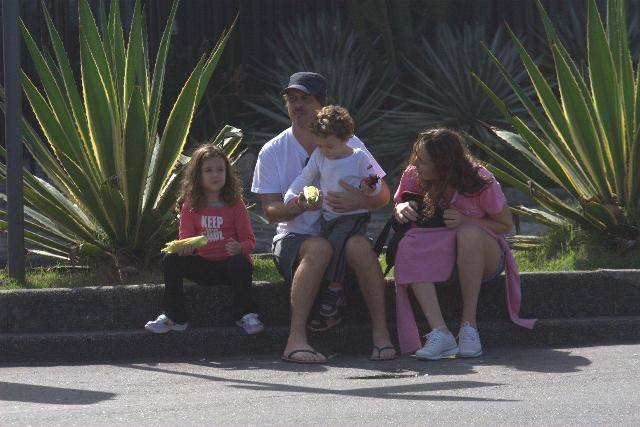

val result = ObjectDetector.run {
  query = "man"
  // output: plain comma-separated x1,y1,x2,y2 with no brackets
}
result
251,72,396,363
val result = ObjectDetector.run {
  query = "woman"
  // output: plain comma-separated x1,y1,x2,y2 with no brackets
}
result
393,128,535,360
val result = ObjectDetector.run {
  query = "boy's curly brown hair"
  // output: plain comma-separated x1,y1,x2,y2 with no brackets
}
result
410,128,492,217
310,105,354,141
177,144,242,212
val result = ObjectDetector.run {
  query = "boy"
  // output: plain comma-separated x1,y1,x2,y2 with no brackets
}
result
284,105,381,330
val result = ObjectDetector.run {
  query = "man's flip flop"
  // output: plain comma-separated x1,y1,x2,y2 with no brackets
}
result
281,349,327,364
370,345,396,361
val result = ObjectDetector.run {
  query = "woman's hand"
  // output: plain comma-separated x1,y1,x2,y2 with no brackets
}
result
225,238,242,256
177,244,195,257
394,201,419,223
443,208,468,228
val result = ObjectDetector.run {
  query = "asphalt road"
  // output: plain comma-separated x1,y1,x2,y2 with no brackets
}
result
1,344,639,426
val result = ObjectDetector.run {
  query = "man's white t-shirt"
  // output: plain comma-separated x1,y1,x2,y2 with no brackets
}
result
251,127,385,241
283,148,381,221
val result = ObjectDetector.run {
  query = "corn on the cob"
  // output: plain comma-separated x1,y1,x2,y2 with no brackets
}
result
303,185,320,203
161,235,209,254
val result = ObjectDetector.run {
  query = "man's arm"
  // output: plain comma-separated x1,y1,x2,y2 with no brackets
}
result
326,179,390,213
260,193,304,224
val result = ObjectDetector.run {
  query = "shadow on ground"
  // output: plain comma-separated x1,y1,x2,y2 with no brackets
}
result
0,381,116,405
111,346,592,403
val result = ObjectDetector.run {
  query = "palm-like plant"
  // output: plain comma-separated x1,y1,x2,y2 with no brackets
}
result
381,24,535,159
535,1,640,74
471,0,639,243
244,12,397,157
0,0,238,266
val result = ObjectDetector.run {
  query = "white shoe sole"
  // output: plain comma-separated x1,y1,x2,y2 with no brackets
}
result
235,321,264,335
144,323,188,333
416,346,459,361
458,349,483,358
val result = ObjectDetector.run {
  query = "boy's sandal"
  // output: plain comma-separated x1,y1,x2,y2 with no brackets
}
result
281,349,327,364
370,345,397,361
307,315,342,332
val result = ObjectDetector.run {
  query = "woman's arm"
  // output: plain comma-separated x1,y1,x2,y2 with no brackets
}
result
443,205,513,234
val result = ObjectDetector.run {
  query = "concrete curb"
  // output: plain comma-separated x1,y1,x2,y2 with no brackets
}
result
1,270,639,363
2,317,640,364
1,270,639,333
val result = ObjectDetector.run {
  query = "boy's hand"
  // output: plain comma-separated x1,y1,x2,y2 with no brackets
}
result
363,174,380,188
361,184,376,196
225,238,242,256
178,244,195,257
296,192,322,211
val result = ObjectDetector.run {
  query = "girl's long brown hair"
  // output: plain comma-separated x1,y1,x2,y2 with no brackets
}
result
410,128,492,216
177,144,242,212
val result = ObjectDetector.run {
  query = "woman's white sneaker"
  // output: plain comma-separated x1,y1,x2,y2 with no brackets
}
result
144,314,188,333
415,329,459,360
457,322,483,357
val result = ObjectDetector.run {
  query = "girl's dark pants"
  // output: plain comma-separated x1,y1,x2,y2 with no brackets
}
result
162,253,258,324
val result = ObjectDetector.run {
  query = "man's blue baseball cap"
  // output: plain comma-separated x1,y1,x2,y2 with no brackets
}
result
282,72,328,98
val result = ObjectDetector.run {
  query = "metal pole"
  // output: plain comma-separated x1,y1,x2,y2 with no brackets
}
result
3,0,25,282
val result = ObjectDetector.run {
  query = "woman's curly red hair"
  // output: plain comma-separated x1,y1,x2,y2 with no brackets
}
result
410,128,492,216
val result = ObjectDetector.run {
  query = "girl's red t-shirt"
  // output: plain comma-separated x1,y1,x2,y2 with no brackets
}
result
178,199,256,262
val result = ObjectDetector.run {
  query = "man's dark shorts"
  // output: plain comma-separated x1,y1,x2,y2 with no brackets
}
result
272,233,314,284
272,231,372,292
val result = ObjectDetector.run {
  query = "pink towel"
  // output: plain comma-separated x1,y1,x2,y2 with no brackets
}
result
395,224,537,354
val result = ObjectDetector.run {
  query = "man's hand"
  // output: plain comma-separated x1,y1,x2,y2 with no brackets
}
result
225,238,242,256
327,180,367,212
394,201,419,223
443,208,468,228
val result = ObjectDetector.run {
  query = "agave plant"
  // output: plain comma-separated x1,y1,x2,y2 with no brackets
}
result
244,12,397,157
534,0,640,74
380,23,536,160
0,0,238,266
470,0,639,243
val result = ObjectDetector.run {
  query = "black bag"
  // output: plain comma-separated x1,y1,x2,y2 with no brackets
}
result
374,192,445,275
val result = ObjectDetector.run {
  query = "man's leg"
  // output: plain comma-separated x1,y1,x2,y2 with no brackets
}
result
344,234,396,360
278,235,332,362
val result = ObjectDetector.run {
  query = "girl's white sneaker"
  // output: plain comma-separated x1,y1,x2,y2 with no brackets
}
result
144,314,188,333
415,329,459,360
236,313,264,335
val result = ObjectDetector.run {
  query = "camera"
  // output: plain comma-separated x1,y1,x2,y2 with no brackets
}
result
400,191,445,228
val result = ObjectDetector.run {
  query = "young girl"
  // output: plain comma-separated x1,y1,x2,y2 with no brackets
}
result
393,128,535,360
145,145,264,335
284,105,382,332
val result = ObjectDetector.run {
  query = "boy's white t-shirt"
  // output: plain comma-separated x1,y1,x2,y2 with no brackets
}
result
283,148,381,221
251,127,385,240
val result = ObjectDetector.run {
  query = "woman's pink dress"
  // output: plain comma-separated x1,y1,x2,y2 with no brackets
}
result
393,166,536,354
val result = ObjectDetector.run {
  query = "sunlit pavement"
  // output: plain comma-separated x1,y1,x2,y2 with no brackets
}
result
1,343,639,426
